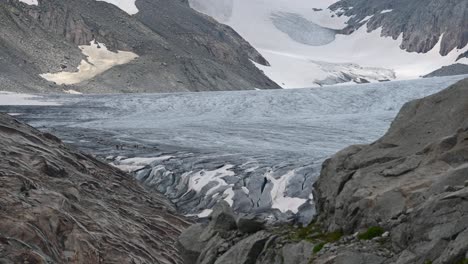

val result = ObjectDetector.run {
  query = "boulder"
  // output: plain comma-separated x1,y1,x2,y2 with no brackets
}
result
208,200,237,233
213,231,271,264
314,78,468,263
237,214,265,234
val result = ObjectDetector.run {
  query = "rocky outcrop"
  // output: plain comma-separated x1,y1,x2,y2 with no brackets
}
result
330,0,467,57
178,201,315,264
424,64,468,78
314,78,468,263
0,113,189,263
0,0,279,93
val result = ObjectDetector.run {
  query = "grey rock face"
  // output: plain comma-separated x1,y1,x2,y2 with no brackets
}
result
208,200,238,232
237,214,265,234
179,223,207,263
281,241,315,264
214,231,271,264
314,78,468,263
0,113,189,263
424,64,468,78
330,0,468,57
0,0,279,93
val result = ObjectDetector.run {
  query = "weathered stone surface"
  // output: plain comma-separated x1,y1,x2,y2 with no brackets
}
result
179,203,318,264
179,223,207,263
213,231,271,264
314,78,468,263
424,64,468,78
281,241,314,264
237,214,265,234
0,113,190,263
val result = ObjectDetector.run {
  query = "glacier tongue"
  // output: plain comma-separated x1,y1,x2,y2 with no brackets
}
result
1,75,467,224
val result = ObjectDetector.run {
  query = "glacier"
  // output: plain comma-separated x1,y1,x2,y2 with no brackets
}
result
1,75,467,224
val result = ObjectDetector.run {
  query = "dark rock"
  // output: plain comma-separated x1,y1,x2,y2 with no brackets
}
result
213,231,271,264
209,200,237,232
178,223,207,263
41,159,68,178
424,64,468,78
237,214,265,234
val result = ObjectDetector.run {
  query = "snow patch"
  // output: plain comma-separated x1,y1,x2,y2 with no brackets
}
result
64,89,82,95
266,170,307,214
186,164,235,193
359,15,373,23
223,187,235,206
380,9,393,14
96,0,139,15
40,41,138,85
111,156,173,172
18,0,38,5
191,209,213,218
118,156,173,166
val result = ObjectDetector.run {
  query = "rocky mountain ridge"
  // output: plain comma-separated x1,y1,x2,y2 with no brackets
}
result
0,0,279,93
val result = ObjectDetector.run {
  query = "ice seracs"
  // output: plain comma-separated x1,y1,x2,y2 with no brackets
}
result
96,0,139,15
40,41,138,85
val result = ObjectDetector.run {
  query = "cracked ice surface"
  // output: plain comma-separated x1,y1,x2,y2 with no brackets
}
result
1,75,467,224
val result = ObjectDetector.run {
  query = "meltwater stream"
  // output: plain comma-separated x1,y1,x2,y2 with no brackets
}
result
1,75,466,224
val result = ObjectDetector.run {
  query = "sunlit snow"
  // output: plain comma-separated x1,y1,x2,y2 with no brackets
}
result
96,0,139,15
18,0,38,6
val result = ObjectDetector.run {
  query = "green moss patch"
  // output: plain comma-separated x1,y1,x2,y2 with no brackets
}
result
290,222,342,243
313,242,325,253
357,226,385,240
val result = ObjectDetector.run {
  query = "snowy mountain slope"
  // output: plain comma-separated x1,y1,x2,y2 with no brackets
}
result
0,0,279,93
189,0,468,88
